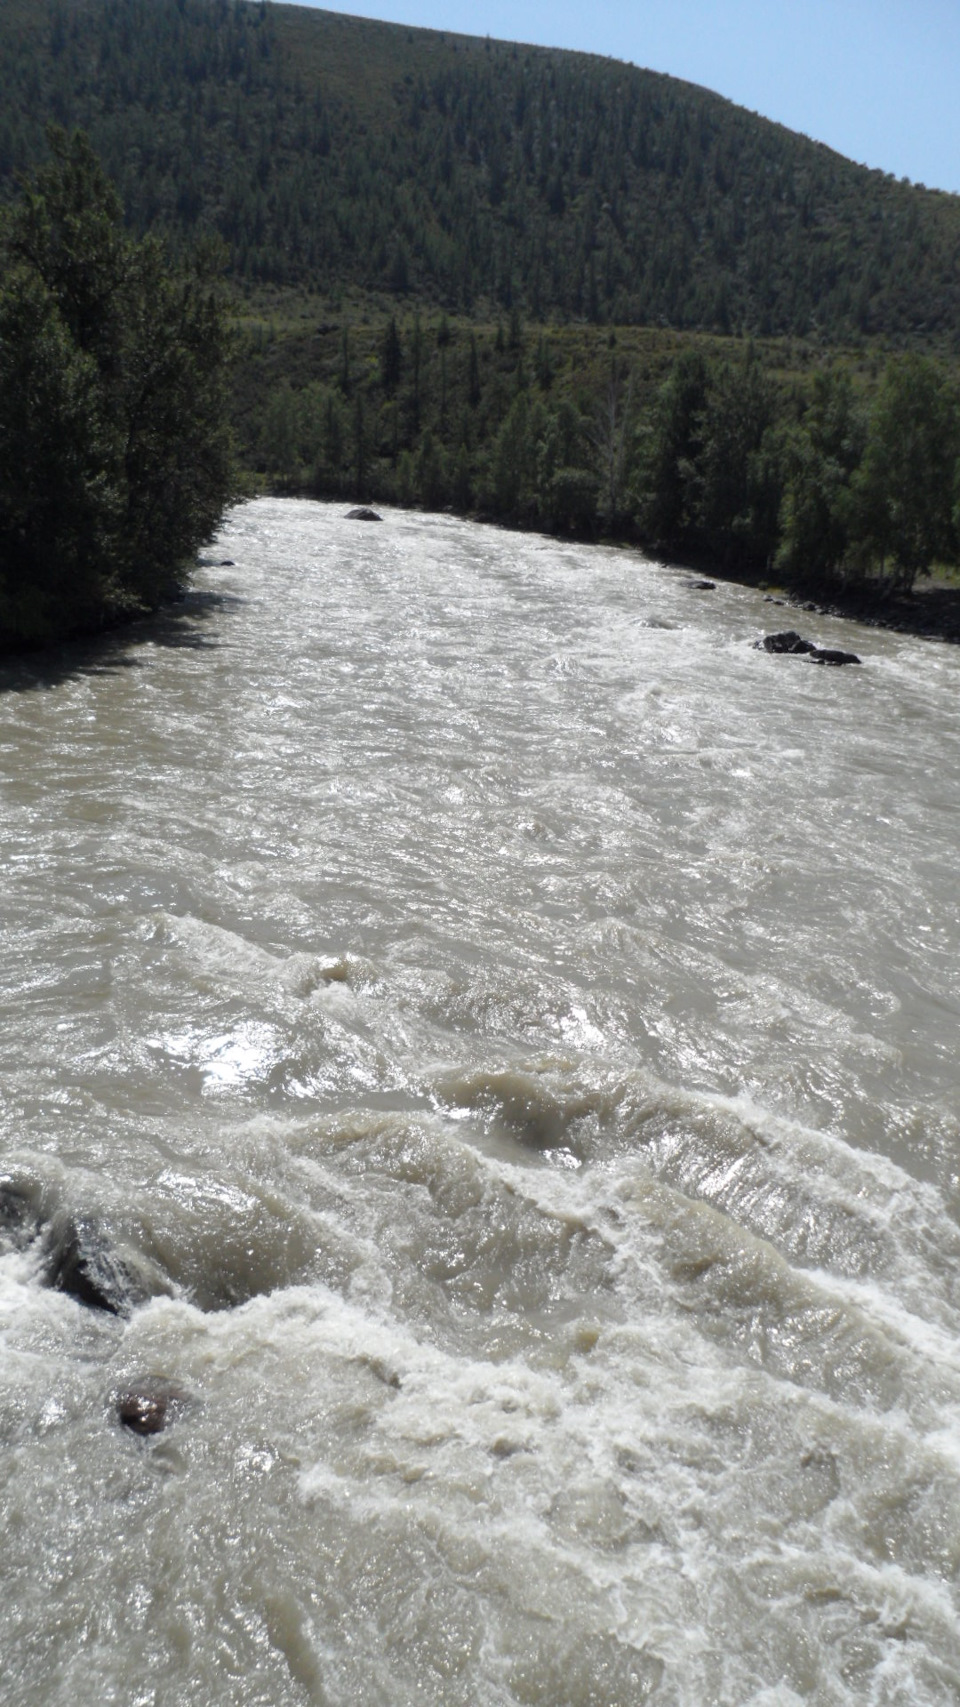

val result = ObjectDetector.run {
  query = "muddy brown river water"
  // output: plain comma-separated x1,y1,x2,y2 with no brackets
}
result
2,498,960,1705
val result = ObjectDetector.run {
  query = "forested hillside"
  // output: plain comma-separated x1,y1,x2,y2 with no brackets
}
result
2,0,959,343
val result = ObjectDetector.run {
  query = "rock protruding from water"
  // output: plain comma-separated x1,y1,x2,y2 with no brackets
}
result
45,1216,142,1316
688,579,716,590
810,647,861,666
2,1182,170,1316
346,507,381,522
116,1379,189,1437
756,630,817,654
755,631,862,664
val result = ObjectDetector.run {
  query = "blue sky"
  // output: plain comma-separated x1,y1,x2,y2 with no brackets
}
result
293,0,960,194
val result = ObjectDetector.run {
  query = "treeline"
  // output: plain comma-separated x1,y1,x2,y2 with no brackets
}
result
247,314,960,599
2,123,956,657
0,130,234,649
2,0,960,342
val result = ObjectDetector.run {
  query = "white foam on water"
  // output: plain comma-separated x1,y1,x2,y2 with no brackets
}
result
3,500,960,1703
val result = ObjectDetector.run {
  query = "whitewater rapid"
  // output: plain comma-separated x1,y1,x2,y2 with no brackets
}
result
2,498,959,1705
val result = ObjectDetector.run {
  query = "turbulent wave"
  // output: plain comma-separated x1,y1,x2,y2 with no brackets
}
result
2,500,960,1704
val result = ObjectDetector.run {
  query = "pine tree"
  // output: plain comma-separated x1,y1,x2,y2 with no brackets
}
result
0,128,234,647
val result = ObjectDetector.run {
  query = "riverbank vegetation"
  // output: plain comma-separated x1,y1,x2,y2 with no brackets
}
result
3,2,960,642
242,308,960,611
0,129,234,648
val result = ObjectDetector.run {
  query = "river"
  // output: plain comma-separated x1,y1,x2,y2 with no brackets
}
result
2,497,960,1705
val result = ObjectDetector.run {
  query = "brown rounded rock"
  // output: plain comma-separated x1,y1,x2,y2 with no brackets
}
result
116,1379,188,1437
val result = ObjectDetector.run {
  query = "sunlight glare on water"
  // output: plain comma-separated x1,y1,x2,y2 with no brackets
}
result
2,498,960,1705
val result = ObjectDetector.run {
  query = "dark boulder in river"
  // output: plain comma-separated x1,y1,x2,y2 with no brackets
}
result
116,1379,189,1437
44,1216,142,1316
755,631,817,655
810,647,861,666
3,1183,166,1315
688,580,716,591
346,507,381,522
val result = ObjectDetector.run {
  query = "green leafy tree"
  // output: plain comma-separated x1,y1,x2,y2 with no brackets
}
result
396,448,416,506
776,367,866,589
409,312,423,432
322,390,346,483
450,443,472,510
695,351,779,567
590,363,636,527
351,391,368,497
546,466,599,533
415,430,447,509
379,315,402,394
851,355,960,591
466,334,481,408
260,381,300,485
488,392,535,517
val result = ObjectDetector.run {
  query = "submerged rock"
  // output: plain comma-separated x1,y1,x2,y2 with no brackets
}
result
0,1179,40,1248
810,647,861,666
755,630,817,655
346,507,381,522
688,579,716,590
116,1378,189,1437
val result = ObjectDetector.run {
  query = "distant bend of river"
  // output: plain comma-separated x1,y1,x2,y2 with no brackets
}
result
2,498,960,1706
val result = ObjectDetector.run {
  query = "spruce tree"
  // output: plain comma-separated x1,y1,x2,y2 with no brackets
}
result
0,128,234,648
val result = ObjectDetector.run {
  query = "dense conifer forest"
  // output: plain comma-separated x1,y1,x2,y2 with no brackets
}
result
1,0,959,645
3,0,960,342
0,129,234,647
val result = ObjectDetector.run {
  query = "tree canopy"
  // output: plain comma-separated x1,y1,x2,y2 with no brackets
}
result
0,128,235,647
2,0,959,344
242,303,960,606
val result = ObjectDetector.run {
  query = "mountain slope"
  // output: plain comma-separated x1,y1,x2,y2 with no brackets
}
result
1,0,959,343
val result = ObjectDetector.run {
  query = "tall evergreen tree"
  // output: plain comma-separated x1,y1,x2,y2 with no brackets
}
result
635,349,710,549
0,129,234,647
